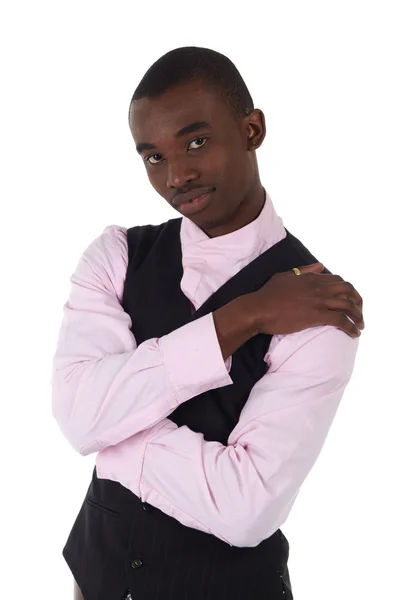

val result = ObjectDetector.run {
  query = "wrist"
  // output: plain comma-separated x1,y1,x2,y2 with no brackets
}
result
235,293,262,337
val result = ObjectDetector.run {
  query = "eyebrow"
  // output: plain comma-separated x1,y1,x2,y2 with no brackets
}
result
136,121,212,155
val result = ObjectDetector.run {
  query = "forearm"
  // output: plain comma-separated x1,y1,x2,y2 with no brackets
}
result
52,313,233,455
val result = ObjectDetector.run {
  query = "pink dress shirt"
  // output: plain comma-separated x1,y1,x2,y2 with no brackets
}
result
52,191,359,548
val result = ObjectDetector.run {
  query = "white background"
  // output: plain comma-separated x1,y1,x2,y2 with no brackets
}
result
1,1,399,598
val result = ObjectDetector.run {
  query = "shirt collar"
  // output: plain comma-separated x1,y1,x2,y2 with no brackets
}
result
180,188,285,256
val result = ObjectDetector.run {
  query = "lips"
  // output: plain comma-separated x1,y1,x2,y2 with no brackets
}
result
172,187,214,207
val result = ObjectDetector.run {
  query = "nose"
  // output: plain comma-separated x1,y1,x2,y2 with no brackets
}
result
166,158,199,189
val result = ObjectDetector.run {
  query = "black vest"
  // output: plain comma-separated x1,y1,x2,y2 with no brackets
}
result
63,217,327,600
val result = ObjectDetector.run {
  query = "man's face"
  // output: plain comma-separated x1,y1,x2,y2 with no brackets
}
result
130,79,258,235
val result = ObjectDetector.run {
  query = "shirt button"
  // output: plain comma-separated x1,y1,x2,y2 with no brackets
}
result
142,501,153,512
130,559,143,569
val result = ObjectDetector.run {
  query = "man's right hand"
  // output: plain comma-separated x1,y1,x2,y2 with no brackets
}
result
249,262,364,338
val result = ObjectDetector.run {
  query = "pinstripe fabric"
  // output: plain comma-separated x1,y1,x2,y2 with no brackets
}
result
62,216,321,599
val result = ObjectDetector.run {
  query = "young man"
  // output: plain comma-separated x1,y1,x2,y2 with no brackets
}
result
52,47,364,600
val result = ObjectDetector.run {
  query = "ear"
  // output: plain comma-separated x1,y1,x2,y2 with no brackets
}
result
245,109,266,150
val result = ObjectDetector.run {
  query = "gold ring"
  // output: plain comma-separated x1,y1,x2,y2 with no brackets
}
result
292,267,302,276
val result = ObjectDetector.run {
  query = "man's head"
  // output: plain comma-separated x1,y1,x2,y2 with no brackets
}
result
129,47,266,237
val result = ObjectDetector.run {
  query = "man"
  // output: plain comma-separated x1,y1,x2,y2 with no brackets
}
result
52,47,364,600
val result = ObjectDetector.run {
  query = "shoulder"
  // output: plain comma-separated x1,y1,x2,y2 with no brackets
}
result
71,225,128,301
79,218,179,275
92,224,128,257
79,225,128,273
268,326,360,386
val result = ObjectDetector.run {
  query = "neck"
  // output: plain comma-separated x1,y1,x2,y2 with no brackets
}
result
203,182,266,239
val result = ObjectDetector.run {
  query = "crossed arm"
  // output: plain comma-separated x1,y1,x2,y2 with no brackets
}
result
52,225,358,547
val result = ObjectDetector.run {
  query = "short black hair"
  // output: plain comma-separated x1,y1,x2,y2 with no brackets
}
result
129,46,254,121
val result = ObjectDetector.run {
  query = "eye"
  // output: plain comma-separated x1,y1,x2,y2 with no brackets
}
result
146,154,163,165
188,137,208,150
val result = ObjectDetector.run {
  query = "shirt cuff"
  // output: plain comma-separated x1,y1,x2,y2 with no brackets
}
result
159,313,233,405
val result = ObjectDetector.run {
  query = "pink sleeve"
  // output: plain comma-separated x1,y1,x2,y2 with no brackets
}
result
96,326,359,547
51,226,232,455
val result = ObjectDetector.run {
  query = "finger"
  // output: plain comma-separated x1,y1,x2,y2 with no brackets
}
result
324,311,362,338
283,269,344,285
324,297,365,330
294,263,324,275
285,263,324,277
320,281,363,307
309,273,345,283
